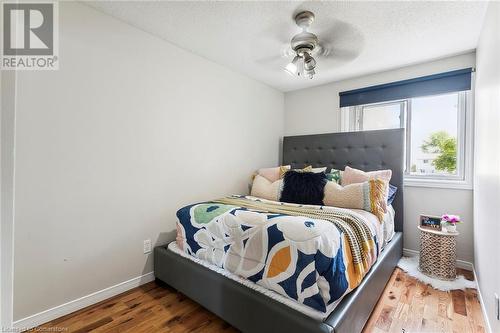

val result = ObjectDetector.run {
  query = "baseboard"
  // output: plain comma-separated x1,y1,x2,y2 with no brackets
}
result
12,271,155,330
402,248,473,271
473,265,493,333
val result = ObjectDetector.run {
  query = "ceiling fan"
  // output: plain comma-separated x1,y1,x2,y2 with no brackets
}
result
285,11,320,79
279,10,364,80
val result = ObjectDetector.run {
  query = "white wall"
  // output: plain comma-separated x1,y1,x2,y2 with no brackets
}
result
12,2,283,321
285,53,475,263
1,66,17,329
474,2,500,332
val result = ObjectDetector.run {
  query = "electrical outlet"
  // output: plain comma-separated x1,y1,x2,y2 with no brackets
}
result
143,239,152,254
495,293,499,320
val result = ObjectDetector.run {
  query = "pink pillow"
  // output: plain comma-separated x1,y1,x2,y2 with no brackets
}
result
341,166,392,186
257,165,290,182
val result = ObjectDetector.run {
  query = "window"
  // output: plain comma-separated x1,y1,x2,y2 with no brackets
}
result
341,91,472,188
360,101,405,130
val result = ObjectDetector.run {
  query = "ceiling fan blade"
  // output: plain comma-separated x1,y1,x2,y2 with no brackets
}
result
313,19,365,61
254,32,293,66
255,54,289,67
257,19,295,45
317,46,360,61
255,43,294,66
316,19,364,44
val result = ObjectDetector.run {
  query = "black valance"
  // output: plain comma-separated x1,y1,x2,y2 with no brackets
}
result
339,68,473,107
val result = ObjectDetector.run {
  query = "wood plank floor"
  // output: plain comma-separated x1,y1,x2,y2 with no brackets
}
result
362,268,485,333
36,268,485,333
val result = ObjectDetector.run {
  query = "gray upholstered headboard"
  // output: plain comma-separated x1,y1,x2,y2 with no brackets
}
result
282,128,404,232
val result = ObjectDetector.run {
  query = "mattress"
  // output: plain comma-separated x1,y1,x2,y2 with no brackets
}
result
173,195,395,317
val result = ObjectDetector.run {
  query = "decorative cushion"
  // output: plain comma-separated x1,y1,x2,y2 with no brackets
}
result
341,166,392,212
387,184,398,206
325,169,342,184
311,166,327,173
341,166,392,186
257,165,291,182
323,179,387,221
279,165,291,178
296,166,327,173
297,165,313,172
280,171,327,205
250,175,282,201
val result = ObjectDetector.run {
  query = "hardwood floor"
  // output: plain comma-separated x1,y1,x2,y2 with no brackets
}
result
39,282,238,333
363,268,486,333
37,268,485,333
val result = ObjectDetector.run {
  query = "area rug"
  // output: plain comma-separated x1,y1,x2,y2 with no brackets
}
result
397,256,476,291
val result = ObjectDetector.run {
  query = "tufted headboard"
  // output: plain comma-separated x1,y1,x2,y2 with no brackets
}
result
282,128,404,232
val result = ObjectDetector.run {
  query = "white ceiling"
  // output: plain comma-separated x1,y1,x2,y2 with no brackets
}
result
87,1,488,92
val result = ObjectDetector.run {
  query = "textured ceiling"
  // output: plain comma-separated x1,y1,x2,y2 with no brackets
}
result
87,1,488,92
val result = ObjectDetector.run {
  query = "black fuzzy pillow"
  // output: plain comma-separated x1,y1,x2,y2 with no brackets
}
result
280,171,327,206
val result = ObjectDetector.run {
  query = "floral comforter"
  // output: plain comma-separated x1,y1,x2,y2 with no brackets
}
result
175,195,382,313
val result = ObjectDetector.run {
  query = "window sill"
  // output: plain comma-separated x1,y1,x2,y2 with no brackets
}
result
404,177,473,190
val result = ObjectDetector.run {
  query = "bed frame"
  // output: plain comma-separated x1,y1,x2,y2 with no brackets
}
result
154,128,404,333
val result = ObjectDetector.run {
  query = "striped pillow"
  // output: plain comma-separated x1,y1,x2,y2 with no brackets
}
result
323,179,386,222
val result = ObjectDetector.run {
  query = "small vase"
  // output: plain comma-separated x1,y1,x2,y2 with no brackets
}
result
446,224,457,233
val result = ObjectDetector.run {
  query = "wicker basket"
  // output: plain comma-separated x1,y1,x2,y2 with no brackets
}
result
418,226,458,280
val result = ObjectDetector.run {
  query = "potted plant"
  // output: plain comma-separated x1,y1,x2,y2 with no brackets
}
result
441,214,461,232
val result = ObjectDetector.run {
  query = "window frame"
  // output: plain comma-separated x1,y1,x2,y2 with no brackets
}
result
340,91,473,190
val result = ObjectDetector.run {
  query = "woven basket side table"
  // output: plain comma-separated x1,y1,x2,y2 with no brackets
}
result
418,226,458,280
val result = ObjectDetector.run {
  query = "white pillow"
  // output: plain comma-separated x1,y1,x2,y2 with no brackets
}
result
250,175,282,201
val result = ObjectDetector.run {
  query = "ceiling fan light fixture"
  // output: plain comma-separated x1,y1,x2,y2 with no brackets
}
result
303,53,316,71
305,68,315,79
284,55,300,75
285,63,297,76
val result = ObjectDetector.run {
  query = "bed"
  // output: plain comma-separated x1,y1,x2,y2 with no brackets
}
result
154,128,404,333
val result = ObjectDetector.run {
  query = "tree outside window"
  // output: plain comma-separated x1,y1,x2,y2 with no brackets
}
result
421,131,457,173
